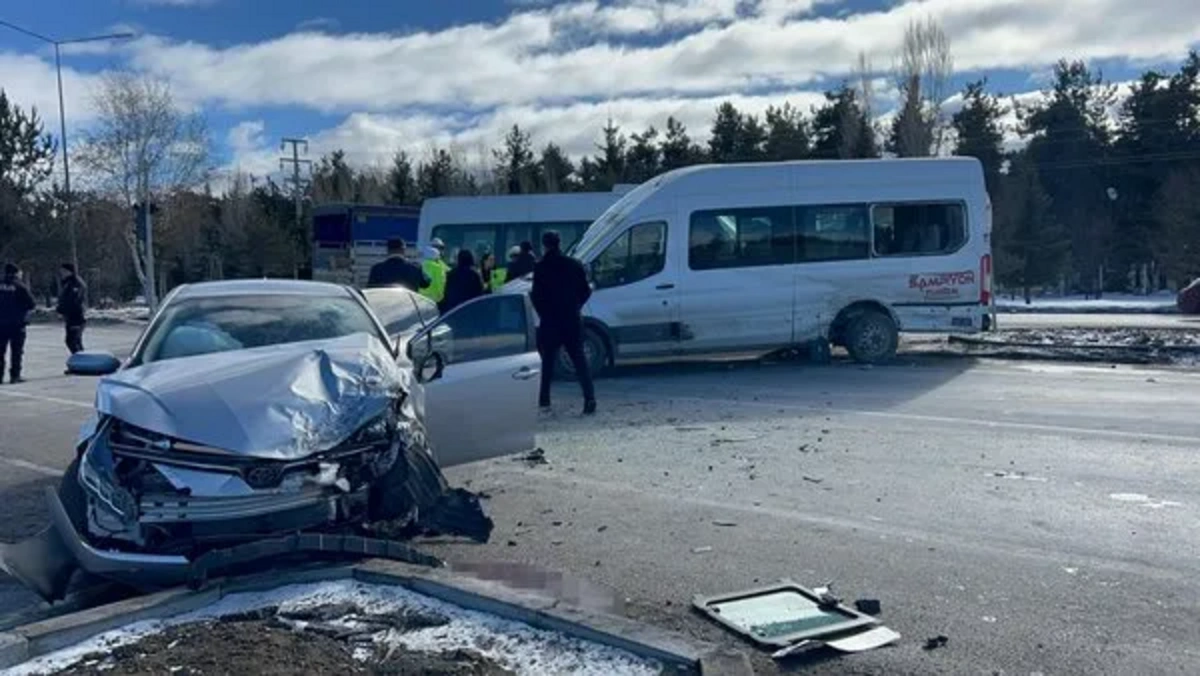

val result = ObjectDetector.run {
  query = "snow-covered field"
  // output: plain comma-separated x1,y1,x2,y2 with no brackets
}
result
5,580,662,676
996,292,1178,314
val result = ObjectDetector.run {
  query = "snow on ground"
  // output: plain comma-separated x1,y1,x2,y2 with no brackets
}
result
5,580,662,676
996,292,1177,314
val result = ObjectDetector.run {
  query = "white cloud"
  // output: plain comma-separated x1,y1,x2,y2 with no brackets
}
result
295,17,340,33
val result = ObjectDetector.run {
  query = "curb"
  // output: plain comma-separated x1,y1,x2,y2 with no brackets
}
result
0,560,752,675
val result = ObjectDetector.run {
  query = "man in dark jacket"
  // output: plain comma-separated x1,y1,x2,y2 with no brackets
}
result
505,240,537,283
530,230,595,414
56,263,87,355
366,239,431,291
440,249,485,314
0,263,37,383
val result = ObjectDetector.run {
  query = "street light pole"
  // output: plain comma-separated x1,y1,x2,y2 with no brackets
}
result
0,20,135,276
53,42,76,274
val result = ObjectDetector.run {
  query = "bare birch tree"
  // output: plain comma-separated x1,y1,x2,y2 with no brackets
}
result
890,17,953,157
76,72,210,308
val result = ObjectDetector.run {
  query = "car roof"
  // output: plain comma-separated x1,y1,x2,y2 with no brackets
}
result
168,279,357,301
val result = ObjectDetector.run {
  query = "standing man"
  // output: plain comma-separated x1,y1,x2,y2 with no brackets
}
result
530,230,596,415
0,263,37,384
57,263,87,355
505,240,537,283
366,239,430,292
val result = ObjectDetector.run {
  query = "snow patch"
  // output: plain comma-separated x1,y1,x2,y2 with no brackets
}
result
997,292,1177,314
1108,493,1183,509
6,580,662,676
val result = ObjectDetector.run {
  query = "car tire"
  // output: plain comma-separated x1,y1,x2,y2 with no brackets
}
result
557,327,609,381
845,310,898,364
369,420,447,523
59,456,88,532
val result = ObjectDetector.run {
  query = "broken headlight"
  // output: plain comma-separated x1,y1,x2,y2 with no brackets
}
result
350,407,398,446
78,428,138,523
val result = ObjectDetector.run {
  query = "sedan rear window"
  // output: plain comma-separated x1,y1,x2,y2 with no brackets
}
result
138,294,381,363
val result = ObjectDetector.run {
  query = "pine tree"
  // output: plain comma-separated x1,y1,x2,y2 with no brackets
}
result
492,124,538,194
811,85,878,159
951,79,1007,198
735,114,767,162
887,76,933,157
587,119,627,190
626,126,661,183
708,102,742,163
539,142,577,193
764,103,810,161
660,116,705,171
998,153,1070,302
417,149,456,201
0,90,56,255
386,151,417,205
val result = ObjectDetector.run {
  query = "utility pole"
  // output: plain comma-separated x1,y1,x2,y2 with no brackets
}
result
280,138,311,278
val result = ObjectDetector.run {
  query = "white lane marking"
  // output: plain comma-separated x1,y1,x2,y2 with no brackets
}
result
600,389,1200,445
0,389,93,409
0,454,64,477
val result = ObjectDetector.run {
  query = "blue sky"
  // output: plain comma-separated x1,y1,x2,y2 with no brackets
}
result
1,0,1198,184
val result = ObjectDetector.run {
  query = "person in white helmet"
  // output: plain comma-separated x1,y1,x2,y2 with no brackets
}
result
420,243,449,304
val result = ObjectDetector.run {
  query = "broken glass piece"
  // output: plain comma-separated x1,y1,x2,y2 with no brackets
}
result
693,580,877,648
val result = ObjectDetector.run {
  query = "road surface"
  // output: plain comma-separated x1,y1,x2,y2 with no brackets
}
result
1,323,1197,675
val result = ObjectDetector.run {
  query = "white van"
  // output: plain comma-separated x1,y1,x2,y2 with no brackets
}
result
520,157,993,373
417,188,635,262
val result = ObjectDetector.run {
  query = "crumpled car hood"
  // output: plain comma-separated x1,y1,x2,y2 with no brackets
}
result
93,333,411,460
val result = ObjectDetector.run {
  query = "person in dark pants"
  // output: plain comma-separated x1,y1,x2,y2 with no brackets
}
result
530,230,596,415
505,240,537,283
440,249,486,314
56,263,88,355
0,263,37,384
366,239,431,291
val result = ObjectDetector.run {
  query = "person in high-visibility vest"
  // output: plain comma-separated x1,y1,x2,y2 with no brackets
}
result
420,243,449,304
480,253,505,293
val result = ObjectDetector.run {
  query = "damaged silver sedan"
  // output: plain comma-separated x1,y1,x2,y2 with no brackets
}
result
1,280,542,601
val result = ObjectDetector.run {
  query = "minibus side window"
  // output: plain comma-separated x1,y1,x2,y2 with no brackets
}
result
872,203,967,256
591,222,667,290
688,207,793,270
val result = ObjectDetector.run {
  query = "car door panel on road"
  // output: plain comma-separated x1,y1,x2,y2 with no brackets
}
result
417,294,540,467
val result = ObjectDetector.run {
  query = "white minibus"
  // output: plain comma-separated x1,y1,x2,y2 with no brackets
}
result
515,157,993,373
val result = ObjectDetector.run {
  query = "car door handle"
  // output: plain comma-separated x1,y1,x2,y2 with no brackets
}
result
513,367,540,380
655,283,675,290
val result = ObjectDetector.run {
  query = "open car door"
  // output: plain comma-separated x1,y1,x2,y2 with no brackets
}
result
409,293,540,467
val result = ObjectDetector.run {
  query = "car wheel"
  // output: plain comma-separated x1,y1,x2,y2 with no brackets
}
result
556,327,609,381
59,456,88,532
845,310,898,364
369,420,447,523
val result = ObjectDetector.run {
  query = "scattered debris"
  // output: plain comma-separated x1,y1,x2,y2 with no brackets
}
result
693,580,891,654
597,525,608,532
923,635,949,651
712,520,738,527
712,435,763,445
517,448,549,467
691,546,713,554
854,599,882,616
802,476,824,484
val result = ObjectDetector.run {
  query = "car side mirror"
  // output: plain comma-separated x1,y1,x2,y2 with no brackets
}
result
407,331,432,363
415,351,445,384
65,351,121,376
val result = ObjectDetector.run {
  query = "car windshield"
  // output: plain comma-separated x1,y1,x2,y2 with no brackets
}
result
137,293,382,364
362,287,436,336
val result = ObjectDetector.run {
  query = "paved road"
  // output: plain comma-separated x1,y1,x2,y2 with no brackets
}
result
1,323,1198,675
998,312,1199,330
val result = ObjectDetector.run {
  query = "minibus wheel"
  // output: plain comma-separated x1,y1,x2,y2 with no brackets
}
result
845,311,898,364
557,327,609,380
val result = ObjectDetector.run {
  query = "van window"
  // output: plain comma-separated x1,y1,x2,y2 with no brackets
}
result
688,207,793,270
432,224,498,260
872,203,967,256
796,204,870,262
591,221,667,289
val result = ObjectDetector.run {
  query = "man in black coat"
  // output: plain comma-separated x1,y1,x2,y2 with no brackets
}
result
505,240,537,283
56,263,87,355
0,263,37,383
530,230,596,415
440,248,485,314
366,239,431,292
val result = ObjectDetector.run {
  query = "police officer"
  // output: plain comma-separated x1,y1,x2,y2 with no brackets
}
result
366,239,430,292
530,230,596,415
420,242,449,304
1,263,37,383
56,263,88,355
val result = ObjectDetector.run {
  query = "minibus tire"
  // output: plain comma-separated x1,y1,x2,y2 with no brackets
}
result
845,311,898,364
556,327,609,381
